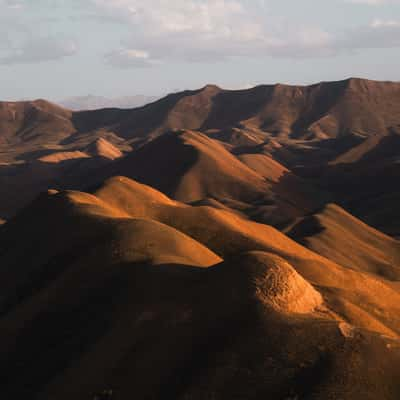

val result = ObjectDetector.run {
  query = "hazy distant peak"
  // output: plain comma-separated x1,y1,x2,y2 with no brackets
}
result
59,94,159,111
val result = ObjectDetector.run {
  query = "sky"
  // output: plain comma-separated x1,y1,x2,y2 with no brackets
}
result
0,0,399,101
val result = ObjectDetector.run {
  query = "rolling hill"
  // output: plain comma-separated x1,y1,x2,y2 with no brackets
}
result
1,78,399,231
287,203,400,279
0,78,400,398
1,177,400,399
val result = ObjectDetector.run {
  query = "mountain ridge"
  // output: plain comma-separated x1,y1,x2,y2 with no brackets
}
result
1,176,400,398
0,77,399,234
1,78,400,398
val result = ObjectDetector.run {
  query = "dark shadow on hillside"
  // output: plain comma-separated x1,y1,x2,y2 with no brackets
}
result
0,156,114,220
290,80,349,139
200,85,275,130
15,149,62,161
285,215,326,243
239,167,333,231
0,256,214,399
101,131,200,198
70,89,205,140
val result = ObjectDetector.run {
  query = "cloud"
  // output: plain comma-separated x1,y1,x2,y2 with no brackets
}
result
1,0,399,67
94,0,334,67
94,0,400,68
105,49,160,68
1,0,24,8
335,19,400,50
0,0,78,65
0,37,78,65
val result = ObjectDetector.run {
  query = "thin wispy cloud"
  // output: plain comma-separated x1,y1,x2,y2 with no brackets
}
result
1,0,399,67
91,0,400,67
0,0,399,99
93,0,333,66
0,0,78,65
0,37,77,65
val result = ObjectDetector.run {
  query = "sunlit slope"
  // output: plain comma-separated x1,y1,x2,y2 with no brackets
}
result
1,176,400,398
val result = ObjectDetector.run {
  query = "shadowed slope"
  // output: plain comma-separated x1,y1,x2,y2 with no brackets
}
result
1,78,399,230
237,152,328,221
71,85,221,140
4,78,397,152
302,128,400,236
94,176,326,265
112,130,268,203
1,199,400,399
0,99,73,147
0,151,118,220
71,78,400,142
94,176,400,337
0,186,221,315
108,130,326,227
202,78,400,139
0,78,399,398
287,204,400,279
1,177,400,398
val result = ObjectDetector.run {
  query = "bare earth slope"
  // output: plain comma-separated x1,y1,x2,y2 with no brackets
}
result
60,78,400,144
1,177,400,399
1,78,400,398
2,78,399,162
1,78,399,232
0,99,73,148
107,129,326,226
287,203,400,279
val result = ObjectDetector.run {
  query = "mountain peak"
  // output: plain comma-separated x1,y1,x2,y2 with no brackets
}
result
200,84,222,93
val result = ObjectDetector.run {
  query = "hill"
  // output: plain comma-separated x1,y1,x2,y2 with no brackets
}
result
1,78,399,230
296,126,400,236
3,78,400,157
69,78,400,142
107,130,326,226
287,203,400,279
2,78,400,398
1,177,400,398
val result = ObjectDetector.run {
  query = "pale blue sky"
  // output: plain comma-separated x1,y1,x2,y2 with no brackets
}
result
1,0,399,101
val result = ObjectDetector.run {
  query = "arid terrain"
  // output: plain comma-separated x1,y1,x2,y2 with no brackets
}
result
1,78,400,399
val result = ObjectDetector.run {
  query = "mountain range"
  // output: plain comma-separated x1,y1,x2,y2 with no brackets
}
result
1,77,400,399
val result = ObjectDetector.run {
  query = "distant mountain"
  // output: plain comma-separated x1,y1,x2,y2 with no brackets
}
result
59,94,159,111
1,78,400,399
0,77,399,235
0,99,74,147
4,78,400,151
70,78,400,141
